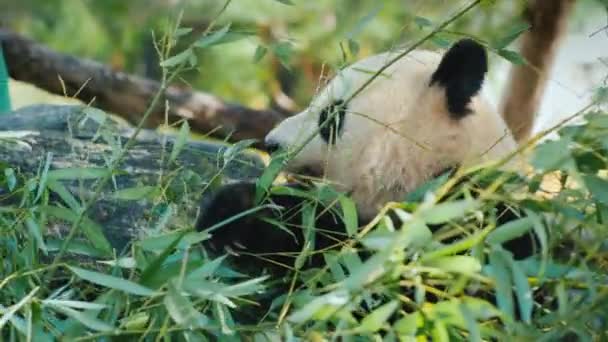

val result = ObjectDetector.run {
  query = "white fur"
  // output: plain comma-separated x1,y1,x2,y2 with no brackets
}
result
265,49,519,220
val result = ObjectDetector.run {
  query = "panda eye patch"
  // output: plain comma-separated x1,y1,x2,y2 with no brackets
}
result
318,100,346,144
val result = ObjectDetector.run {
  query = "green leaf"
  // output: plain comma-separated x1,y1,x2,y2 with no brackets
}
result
288,290,349,323
39,204,76,222
347,39,360,57
414,16,433,29
42,300,107,311
98,257,136,269
213,302,235,335
358,301,398,333
421,231,484,261
430,35,451,48
255,153,287,204
399,217,433,249
432,320,450,342
80,217,113,255
486,217,533,245
487,248,514,319
160,48,193,68
169,120,190,164
583,174,608,205
492,21,530,49
173,27,193,38
35,152,53,202
46,239,106,258
509,257,532,323
69,266,155,296
271,41,294,69
139,231,187,287
419,199,479,224
183,281,235,308
138,230,184,252
497,49,526,65
82,107,107,125
394,312,420,337
253,45,268,63
143,259,207,291
194,23,231,49
323,253,346,281
459,303,481,342
593,86,608,104
46,179,81,211
339,195,358,236
222,139,257,164
423,255,482,275
48,305,113,332
346,4,382,40
526,210,548,262
25,214,47,254
221,276,267,297
112,186,157,201
4,167,16,191
47,167,109,180
121,312,149,330
39,206,112,255
295,202,316,270
164,281,209,328
361,230,397,250
343,249,390,291
274,0,294,5
186,256,227,281
530,138,575,171
406,169,451,202
29,303,51,341
0,287,39,331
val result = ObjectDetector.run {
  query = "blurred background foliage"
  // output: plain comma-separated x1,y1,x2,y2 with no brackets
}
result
0,0,529,109
1,0,605,112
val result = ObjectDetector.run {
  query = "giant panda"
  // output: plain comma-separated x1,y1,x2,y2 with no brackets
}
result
196,39,535,275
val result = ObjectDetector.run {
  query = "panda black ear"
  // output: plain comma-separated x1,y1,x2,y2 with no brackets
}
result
430,39,488,119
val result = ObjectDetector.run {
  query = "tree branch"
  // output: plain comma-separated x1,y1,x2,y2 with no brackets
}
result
500,0,577,142
0,29,284,146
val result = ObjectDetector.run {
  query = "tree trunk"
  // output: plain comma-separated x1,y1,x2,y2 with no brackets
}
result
501,0,577,142
0,29,284,147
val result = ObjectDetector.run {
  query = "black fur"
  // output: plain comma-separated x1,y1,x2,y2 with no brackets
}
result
196,177,536,275
430,39,488,118
196,182,349,273
318,100,347,144
196,176,538,322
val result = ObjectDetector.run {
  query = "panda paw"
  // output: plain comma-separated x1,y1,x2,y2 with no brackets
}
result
196,181,259,252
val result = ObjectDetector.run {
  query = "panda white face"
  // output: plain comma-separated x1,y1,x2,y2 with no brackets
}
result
264,39,518,219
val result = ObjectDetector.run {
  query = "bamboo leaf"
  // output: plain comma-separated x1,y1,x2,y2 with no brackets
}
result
69,266,155,296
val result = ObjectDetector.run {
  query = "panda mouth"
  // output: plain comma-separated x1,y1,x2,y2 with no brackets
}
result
284,165,324,183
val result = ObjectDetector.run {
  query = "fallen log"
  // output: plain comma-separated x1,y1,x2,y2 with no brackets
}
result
0,29,284,145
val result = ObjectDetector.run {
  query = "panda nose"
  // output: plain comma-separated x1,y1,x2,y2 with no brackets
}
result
264,139,281,154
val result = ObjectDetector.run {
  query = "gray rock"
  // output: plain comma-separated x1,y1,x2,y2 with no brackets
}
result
0,104,264,254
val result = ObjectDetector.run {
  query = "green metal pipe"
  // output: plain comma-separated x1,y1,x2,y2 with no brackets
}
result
0,45,11,113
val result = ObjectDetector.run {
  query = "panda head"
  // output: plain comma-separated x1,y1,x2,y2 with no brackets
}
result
264,39,517,219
